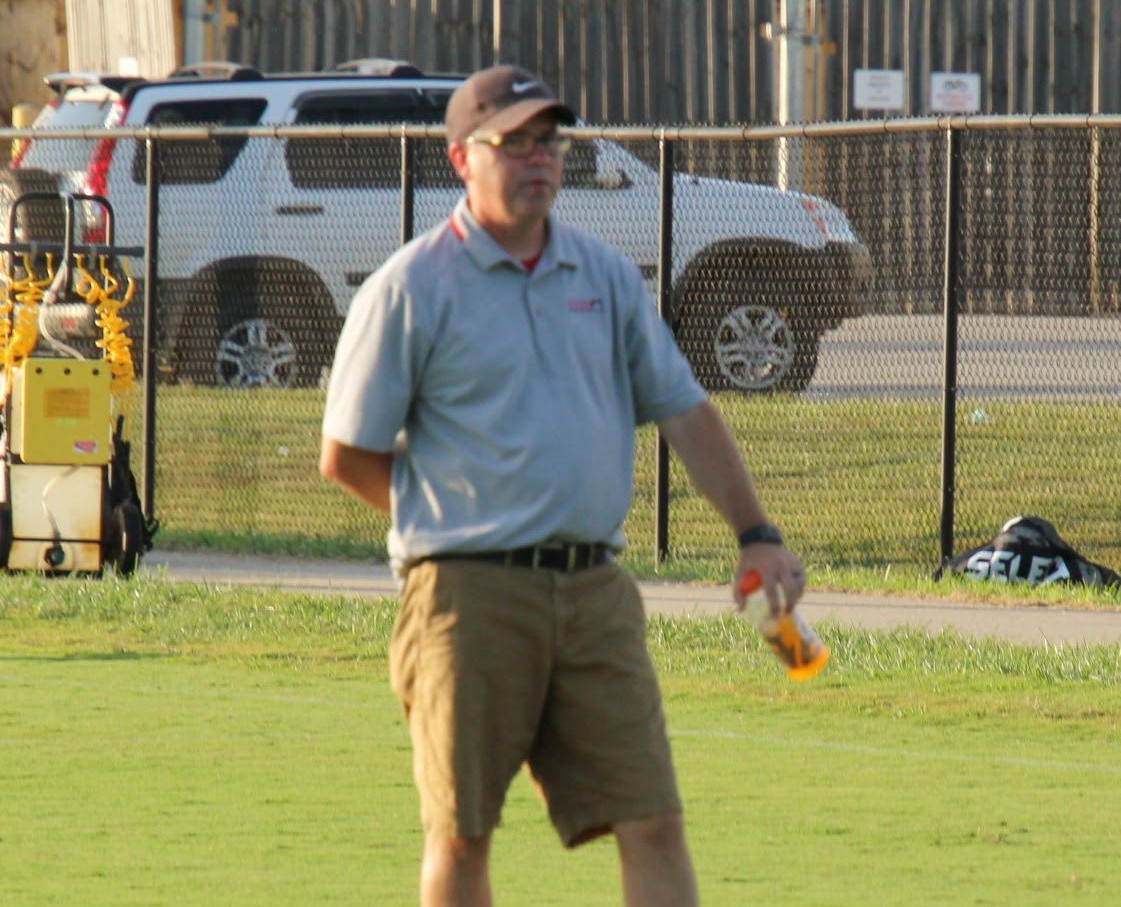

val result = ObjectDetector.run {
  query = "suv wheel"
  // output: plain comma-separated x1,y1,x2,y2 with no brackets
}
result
674,246,825,394
175,261,341,389
711,304,819,393
215,316,298,388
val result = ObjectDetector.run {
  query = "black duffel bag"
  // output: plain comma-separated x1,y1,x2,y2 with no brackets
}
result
935,515,1121,588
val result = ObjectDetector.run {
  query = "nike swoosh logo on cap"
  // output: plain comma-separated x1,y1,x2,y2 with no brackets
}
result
512,80,539,93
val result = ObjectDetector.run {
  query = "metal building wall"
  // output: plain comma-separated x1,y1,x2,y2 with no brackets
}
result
197,0,776,123
64,0,178,77
824,0,1119,118
195,0,1117,124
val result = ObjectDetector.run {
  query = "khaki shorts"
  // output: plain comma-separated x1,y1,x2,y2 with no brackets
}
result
389,558,681,846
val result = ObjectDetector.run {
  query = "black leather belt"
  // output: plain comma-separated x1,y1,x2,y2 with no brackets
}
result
429,543,611,573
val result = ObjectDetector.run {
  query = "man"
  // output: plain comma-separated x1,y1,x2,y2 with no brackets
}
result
320,64,806,907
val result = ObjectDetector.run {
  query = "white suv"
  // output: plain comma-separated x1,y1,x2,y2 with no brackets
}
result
10,61,871,392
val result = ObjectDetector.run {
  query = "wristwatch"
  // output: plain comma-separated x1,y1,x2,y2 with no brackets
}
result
737,522,784,548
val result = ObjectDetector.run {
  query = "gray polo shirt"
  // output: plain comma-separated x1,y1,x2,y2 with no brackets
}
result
322,197,706,565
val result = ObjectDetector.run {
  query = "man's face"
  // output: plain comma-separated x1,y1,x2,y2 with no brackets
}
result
449,112,569,229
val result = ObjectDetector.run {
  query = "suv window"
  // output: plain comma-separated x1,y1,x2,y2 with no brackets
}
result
131,98,268,184
286,89,456,189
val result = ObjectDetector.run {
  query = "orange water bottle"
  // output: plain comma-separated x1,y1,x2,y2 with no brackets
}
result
740,570,830,681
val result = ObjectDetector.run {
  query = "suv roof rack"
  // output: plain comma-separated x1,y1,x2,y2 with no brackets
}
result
170,61,264,82
43,71,143,95
335,58,424,78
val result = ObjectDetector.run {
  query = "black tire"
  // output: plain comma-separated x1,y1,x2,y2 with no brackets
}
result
673,246,826,395
707,305,820,394
104,501,144,576
169,272,221,385
176,262,341,389
784,319,821,393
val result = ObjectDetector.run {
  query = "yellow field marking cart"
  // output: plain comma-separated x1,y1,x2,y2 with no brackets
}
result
0,192,156,574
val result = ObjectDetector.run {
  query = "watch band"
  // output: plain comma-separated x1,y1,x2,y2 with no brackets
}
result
737,522,784,548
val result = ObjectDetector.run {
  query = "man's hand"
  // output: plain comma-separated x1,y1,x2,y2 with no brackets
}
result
734,543,805,613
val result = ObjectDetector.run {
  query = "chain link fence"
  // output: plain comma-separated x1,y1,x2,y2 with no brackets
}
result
5,117,1121,579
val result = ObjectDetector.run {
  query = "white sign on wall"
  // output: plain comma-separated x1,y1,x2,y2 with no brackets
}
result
853,69,905,112
930,72,982,113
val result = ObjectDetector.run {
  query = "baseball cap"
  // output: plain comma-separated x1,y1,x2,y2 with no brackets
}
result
445,65,576,146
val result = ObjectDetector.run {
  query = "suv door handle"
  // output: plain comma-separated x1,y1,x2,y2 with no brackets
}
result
276,204,325,216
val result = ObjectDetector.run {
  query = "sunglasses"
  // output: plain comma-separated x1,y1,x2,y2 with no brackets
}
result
465,130,573,158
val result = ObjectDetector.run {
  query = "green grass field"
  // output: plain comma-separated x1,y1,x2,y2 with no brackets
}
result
147,387,1121,586
3,575,1120,906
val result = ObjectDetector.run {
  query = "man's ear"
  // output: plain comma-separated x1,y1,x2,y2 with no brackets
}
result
448,143,470,181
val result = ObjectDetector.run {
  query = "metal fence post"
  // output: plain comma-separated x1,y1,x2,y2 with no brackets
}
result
400,133,416,245
939,125,963,565
655,134,674,565
142,131,160,524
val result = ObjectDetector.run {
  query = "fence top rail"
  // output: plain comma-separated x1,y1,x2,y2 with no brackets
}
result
6,113,1121,144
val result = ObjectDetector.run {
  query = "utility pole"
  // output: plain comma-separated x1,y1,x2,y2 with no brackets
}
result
761,0,805,190
492,0,502,61
760,1,834,191
182,0,207,65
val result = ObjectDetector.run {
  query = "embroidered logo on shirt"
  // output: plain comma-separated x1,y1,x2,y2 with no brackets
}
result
568,298,604,313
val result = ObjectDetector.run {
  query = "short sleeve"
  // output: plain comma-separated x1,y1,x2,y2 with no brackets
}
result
321,274,426,452
621,262,706,424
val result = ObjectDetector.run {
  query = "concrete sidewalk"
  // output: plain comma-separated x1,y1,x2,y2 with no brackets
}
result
142,549,1121,647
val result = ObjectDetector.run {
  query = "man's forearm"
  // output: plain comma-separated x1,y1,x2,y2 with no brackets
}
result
657,401,769,537
319,437,393,513
659,400,805,608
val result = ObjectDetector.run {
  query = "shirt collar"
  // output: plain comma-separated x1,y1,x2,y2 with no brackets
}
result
450,197,577,275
